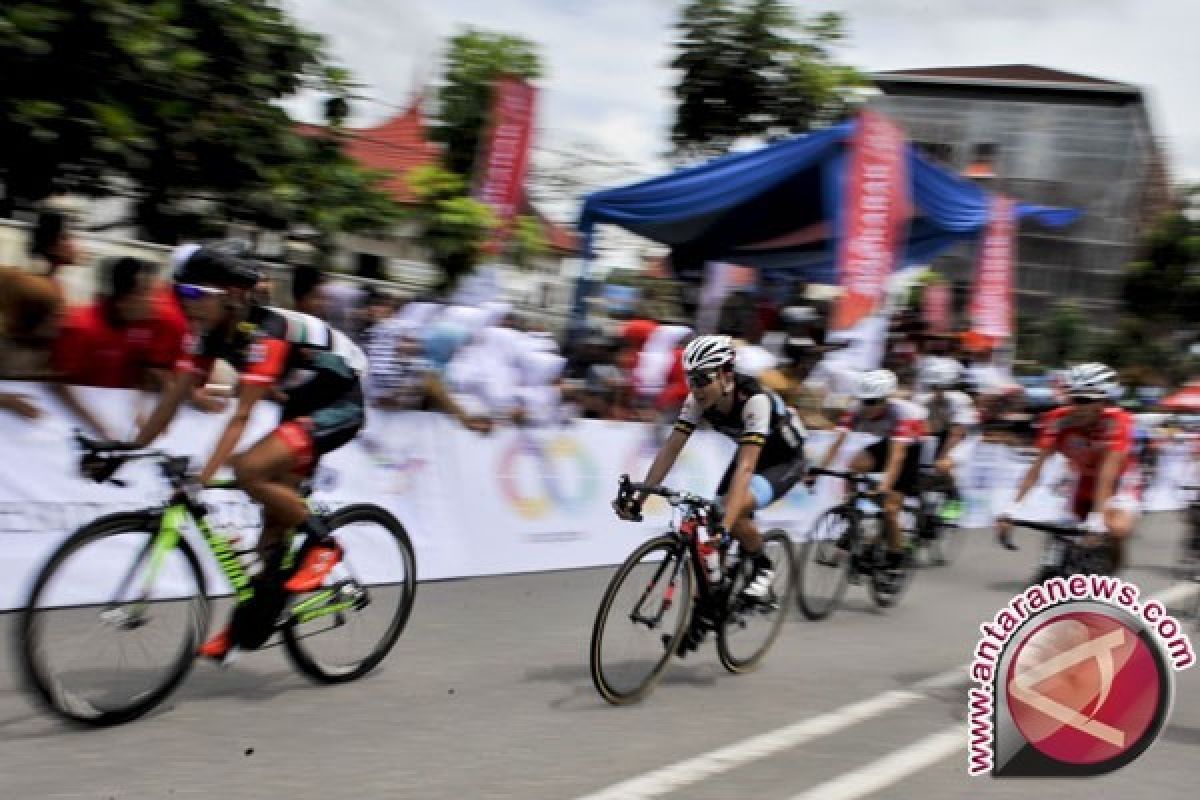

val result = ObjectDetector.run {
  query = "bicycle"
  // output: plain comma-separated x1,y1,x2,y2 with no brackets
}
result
908,468,966,568
1001,517,1116,586
589,475,796,705
794,468,918,621
16,435,417,726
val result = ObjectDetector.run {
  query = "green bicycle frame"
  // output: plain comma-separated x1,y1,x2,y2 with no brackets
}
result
144,503,254,604
143,488,348,622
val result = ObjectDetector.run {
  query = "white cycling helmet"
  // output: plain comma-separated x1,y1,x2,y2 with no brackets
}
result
1064,362,1119,400
855,369,898,400
682,334,735,372
922,357,961,389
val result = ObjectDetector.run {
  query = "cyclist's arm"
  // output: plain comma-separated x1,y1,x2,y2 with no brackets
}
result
1091,447,1124,516
879,438,907,494
197,381,269,484
48,382,114,440
132,370,196,448
639,428,689,503
721,441,762,529
1012,448,1052,506
940,424,966,459
818,430,847,470
423,371,478,426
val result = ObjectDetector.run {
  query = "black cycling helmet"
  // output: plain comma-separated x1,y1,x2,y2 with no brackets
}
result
172,241,261,290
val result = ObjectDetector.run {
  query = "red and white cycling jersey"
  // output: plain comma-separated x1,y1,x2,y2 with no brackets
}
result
1035,405,1135,478
838,398,927,442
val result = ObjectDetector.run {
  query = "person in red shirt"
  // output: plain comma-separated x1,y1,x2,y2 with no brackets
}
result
53,257,186,389
997,363,1138,570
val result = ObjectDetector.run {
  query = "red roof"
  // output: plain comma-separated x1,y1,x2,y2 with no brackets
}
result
297,101,441,204
876,64,1131,88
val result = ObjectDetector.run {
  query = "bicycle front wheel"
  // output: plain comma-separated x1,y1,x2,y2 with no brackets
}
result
282,504,416,683
717,529,795,674
795,509,854,621
17,511,208,726
590,535,693,705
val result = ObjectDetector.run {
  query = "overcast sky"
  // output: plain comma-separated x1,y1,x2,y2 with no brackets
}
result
284,0,1200,198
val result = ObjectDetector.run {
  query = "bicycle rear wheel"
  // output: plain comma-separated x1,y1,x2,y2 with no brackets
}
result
282,504,416,683
590,535,692,705
17,511,208,726
795,510,854,621
717,530,795,674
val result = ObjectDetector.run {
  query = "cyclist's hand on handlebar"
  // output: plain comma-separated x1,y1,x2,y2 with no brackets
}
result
613,496,643,522
81,451,123,484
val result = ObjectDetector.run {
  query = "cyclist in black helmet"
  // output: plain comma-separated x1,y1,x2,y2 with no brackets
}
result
120,242,369,662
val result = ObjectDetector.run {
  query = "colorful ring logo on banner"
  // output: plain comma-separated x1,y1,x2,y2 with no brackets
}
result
498,434,599,518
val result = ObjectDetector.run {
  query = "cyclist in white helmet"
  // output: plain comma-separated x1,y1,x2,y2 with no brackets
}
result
810,368,928,571
614,334,807,654
913,357,977,522
997,363,1138,570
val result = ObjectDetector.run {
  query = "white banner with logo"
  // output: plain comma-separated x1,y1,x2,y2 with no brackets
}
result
1,381,1193,609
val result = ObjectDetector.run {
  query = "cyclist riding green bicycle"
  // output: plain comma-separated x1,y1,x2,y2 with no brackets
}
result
615,335,807,613
108,243,368,661
809,369,926,571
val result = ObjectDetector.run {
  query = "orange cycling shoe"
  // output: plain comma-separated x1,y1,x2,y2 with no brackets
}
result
283,542,343,593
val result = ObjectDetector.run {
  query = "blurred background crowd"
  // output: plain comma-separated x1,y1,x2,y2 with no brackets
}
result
5,207,1198,460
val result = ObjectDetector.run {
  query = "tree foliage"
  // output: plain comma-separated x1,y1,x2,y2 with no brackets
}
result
432,29,542,179
670,1,863,160
407,164,498,291
1090,209,1200,384
0,0,399,243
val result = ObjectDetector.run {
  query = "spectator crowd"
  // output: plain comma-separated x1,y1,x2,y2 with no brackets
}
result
3,214,1199,454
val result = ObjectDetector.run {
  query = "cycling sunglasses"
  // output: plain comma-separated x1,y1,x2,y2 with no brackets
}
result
686,370,719,390
174,283,227,301
861,397,886,407
1069,395,1104,405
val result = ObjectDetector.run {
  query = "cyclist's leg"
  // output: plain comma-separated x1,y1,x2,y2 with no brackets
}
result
1103,491,1140,573
232,428,310,561
883,445,921,563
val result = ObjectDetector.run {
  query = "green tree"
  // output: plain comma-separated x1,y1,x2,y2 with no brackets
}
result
670,1,863,160
0,0,399,244
432,29,542,179
407,165,498,292
1090,209,1200,385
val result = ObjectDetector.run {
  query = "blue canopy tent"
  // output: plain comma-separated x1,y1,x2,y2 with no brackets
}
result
573,119,1078,324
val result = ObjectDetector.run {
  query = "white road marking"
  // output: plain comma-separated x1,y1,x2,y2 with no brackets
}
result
574,667,966,800
787,725,967,800
576,581,1198,800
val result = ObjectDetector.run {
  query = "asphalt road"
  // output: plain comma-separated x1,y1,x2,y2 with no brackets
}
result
1,513,1197,800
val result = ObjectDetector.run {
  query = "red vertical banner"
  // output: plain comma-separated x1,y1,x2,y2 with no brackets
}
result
476,76,538,252
970,194,1016,340
833,110,912,330
923,281,951,333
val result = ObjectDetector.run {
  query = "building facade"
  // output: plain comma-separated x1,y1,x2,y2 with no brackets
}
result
869,64,1172,329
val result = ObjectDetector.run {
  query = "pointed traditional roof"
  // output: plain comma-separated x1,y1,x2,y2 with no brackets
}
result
297,100,441,204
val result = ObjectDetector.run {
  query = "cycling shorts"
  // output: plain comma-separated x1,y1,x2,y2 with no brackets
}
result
274,383,365,477
716,451,807,511
860,438,922,496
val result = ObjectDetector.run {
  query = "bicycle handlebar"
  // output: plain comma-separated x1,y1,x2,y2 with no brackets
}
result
614,474,723,522
807,467,879,488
